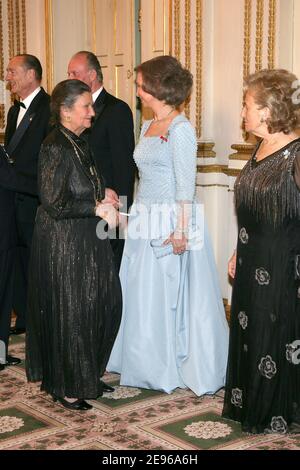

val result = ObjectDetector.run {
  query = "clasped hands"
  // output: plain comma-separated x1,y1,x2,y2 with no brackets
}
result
163,229,188,255
95,188,127,229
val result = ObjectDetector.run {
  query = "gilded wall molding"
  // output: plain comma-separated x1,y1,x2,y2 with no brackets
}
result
184,0,191,119
229,143,255,160
174,0,180,60
195,0,202,139
243,0,251,79
255,0,264,71
197,164,228,174
21,0,26,52
268,0,276,69
197,141,216,158
44,0,54,92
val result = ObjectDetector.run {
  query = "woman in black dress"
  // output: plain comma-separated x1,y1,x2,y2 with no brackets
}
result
26,80,122,410
223,69,300,433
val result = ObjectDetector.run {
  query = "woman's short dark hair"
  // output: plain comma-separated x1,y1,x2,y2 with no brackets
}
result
135,55,193,107
50,79,91,126
244,69,300,134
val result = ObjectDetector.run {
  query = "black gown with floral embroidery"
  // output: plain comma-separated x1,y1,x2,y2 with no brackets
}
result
222,138,300,434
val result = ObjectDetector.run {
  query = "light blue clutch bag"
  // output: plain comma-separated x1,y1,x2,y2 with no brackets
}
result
150,238,174,259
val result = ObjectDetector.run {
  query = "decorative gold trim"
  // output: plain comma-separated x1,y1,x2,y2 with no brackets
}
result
255,0,264,72
268,0,276,69
8,0,14,58
184,0,191,118
174,0,180,60
223,168,242,177
168,0,172,55
15,0,20,54
197,184,229,189
197,164,228,174
44,0,54,93
196,0,202,139
21,0,26,51
229,143,255,160
197,142,216,158
243,0,251,79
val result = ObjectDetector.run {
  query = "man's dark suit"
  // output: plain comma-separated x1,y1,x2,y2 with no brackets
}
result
88,88,135,270
0,88,50,330
0,187,16,355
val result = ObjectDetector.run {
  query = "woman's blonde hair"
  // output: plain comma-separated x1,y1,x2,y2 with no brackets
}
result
244,69,300,134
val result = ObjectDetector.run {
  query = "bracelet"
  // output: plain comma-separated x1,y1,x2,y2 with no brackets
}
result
175,227,188,235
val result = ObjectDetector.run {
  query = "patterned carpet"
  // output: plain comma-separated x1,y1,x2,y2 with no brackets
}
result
1,334,300,451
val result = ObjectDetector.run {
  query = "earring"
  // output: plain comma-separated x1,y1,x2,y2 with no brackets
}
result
260,116,266,124
66,115,71,122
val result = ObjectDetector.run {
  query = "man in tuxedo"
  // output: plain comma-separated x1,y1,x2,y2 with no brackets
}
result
0,54,50,354
68,51,135,271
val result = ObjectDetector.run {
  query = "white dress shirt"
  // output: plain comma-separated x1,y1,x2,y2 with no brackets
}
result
16,87,41,128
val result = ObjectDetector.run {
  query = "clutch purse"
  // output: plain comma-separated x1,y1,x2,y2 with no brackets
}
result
150,238,174,259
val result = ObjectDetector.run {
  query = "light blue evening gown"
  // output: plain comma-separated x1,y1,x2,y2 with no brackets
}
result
107,115,229,395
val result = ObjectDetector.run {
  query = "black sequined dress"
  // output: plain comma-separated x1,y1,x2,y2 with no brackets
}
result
222,138,300,433
26,126,122,399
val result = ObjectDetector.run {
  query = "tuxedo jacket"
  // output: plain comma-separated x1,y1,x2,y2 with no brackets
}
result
2,88,51,197
87,88,136,209
0,88,50,227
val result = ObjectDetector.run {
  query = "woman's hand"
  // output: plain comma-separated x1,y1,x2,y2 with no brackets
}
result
228,251,237,279
96,202,119,229
164,230,188,255
102,188,120,209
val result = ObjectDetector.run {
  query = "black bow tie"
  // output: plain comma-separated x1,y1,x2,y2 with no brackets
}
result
14,100,26,109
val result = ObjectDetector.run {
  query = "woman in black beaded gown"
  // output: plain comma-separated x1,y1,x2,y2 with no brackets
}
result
26,80,122,410
222,69,300,433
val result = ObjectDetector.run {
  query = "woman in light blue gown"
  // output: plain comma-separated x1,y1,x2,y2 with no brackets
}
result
107,56,229,395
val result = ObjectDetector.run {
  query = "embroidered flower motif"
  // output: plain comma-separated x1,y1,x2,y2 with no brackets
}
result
285,340,300,364
0,416,24,434
270,416,288,434
103,386,142,400
160,131,169,143
258,355,277,379
243,344,248,352
255,268,270,285
238,311,248,330
184,421,232,439
297,286,300,299
239,227,249,244
231,388,243,408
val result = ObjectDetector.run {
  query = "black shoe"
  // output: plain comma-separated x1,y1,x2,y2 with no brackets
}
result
100,379,115,393
0,363,5,371
10,327,26,335
6,355,21,366
51,394,92,410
